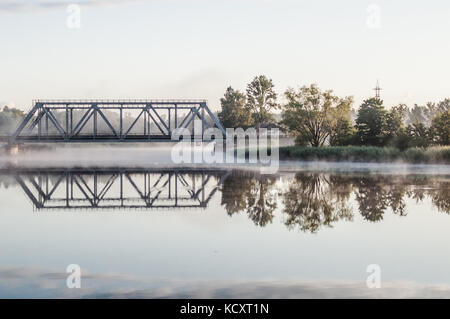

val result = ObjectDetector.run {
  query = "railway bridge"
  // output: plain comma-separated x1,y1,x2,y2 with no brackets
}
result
2,99,226,144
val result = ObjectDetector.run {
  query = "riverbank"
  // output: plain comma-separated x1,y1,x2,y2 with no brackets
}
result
278,146,450,164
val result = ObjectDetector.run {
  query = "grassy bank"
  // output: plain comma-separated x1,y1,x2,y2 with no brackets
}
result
278,146,450,164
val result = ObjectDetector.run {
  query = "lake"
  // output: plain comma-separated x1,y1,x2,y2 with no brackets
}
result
0,149,449,298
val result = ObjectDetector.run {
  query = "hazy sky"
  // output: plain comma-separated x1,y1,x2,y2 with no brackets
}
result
0,0,449,112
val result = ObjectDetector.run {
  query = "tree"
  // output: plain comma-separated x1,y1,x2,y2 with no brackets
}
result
282,84,353,147
355,98,387,146
0,105,25,134
384,104,407,148
245,75,279,129
218,87,252,128
406,123,431,148
330,116,355,146
430,111,450,145
406,100,450,127
385,105,406,138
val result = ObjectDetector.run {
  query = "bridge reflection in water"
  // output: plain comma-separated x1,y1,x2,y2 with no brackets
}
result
7,168,231,210
1,168,448,233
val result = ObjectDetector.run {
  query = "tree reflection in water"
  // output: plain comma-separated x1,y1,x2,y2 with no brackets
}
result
282,173,353,233
221,172,278,227
220,171,450,233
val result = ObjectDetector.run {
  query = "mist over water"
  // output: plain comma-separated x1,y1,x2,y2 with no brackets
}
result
0,155,449,298
1,145,448,176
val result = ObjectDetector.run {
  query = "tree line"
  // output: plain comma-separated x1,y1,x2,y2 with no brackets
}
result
218,75,449,148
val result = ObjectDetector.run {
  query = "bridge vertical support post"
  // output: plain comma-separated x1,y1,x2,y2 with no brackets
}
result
144,110,147,136
70,108,73,136
168,107,171,135
93,104,97,140
65,104,69,141
175,104,178,131
144,112,150,135
201,104,205,140
38,108,41,140
147,110,151,140
45,108,49,137
119,107,123,140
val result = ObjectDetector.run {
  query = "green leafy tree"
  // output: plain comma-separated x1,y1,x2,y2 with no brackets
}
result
282,84,353,147
218,87,252,128
406,123,431,148
384,104,408,148
430,111,450,145
355,98,387,146
330,117,355,146
385,105,406,139
245,75,279,129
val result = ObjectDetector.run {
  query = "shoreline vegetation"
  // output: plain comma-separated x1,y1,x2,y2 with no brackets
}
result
277,146,450,164
218,76,449,165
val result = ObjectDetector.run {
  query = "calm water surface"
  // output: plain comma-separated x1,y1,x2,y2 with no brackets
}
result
0,164,449,298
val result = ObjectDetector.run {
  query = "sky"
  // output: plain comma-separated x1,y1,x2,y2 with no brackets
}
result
0,0,449,112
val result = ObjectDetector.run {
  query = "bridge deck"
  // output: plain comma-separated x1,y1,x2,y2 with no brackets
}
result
1,135,218,143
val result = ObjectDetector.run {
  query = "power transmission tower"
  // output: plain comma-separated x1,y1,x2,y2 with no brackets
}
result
373,80,382,99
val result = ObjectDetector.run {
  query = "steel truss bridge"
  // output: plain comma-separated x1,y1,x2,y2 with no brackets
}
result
3,168,230,210
7,100,226,143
